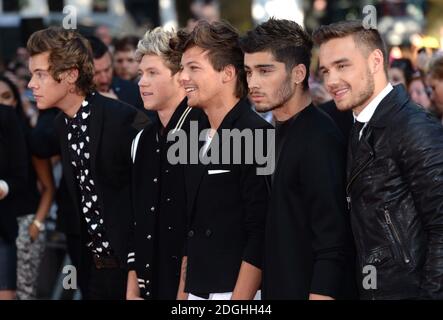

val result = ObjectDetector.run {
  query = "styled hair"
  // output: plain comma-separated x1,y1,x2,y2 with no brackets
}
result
428,55,443,81
175,20,247,98
239,18,313,90
114,35,139,53
27,26,95,95
86,35,109,59
0,74,25,121
135,27,182,75
312,20,388,74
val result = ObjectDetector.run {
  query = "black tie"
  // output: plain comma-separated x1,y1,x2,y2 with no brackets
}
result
350,120,365,156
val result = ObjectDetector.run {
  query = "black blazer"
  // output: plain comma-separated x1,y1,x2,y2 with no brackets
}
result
0,104,28,242
184,99,271,295
263,105,357,300
129,99,203,299
54,93,149,266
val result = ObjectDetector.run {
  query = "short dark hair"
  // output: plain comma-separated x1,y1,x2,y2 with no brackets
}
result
390,58,414,87
175,20,247,99
27,26,95,95
114,35,139,53
312,20,388,74
239,18,313,90
86,35,109,59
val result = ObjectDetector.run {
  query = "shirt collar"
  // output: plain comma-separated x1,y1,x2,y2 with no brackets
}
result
354,83,394,124
65,99,90,126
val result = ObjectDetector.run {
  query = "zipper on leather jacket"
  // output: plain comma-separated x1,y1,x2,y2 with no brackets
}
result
384,207,411,265
346,152,374,210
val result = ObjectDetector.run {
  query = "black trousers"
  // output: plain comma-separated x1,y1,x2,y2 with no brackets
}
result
87,266,127,300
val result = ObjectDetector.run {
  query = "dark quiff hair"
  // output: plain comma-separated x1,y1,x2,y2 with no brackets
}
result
27,26,95,95
175,20,248,99
312,20,388,74
239,18,313,90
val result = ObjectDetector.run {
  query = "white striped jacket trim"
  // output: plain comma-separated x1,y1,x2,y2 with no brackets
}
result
131,106,192,163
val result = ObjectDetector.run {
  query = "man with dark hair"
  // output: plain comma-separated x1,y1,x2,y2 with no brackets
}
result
240,18,356,300
27,26,149,300
314,20,443,299
86,35,145,112
175,20,271,300
113,36,140,82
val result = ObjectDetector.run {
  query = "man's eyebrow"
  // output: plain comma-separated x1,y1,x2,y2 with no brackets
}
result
254,64,275,68
319,58,350,71
31,68,49,72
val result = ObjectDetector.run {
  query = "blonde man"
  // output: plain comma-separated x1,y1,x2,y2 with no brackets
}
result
126,27,202,300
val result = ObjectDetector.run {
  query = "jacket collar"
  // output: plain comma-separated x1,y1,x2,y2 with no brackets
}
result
367,85,410,129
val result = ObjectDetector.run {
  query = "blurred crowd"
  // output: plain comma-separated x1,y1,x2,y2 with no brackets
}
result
1,11,443,299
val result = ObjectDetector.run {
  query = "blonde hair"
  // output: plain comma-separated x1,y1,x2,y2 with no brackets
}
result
135,27,181,75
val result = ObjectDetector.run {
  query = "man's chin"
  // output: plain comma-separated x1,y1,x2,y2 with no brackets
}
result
254,104,275,114
334,101,353,112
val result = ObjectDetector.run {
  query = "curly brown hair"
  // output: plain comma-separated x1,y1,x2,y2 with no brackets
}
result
27,26,95,95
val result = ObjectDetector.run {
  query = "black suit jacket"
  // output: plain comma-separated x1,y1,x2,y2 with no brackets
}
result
184,99,271,294
54,93,149,269
0,104,28,242
263,105,357,300
129,99,203,299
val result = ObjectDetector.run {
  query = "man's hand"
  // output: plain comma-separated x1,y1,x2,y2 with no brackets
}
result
309,293,335,300
126,271,142,300
28,223,40,242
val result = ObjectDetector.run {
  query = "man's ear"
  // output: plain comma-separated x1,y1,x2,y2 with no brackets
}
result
222,64,236,83
369,49,384,74
65,68,79,85
291,64,307,86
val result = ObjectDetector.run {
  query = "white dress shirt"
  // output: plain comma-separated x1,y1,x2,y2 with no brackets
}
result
354,83,394,139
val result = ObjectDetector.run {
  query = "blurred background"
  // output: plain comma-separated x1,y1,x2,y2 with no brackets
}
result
1,0,443,300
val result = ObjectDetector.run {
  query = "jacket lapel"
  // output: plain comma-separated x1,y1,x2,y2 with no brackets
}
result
185,99,247,222
55,114,80,215
88,94,104,184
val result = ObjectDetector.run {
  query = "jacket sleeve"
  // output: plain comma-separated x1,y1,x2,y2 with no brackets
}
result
240,162,268,269
300,127,353,298
126,112,148,272
1,108,28,197
394,111,443,299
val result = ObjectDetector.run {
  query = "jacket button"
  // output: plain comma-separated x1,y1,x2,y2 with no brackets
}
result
146,264,150,268
146,292,150,297
146,280,150,285
166,198,172,203
147,235,152,240
153,178,158,183
156,149,160,153
168,226,173,231
165,169,170,174
188,230,195,238
205,229,212,237
150,207,156,212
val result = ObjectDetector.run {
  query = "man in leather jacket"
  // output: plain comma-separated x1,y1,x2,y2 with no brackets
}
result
314,20,443,299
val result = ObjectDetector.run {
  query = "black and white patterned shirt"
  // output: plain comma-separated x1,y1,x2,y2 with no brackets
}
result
65,98,113,257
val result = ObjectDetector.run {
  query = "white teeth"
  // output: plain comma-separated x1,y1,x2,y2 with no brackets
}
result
185,88,196,93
